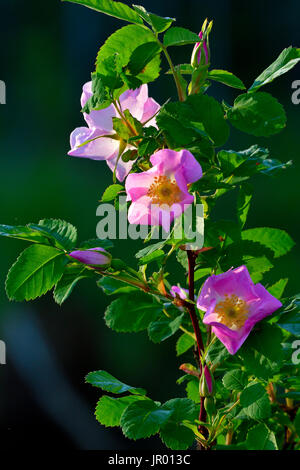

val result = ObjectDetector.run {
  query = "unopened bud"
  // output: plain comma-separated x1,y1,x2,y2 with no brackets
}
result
191,19,213,67
69,247,111,267
199,365,215,397
170,285,188,301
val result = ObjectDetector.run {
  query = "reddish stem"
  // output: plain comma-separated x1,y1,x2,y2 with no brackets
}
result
186,251,208,444
187,250,204,362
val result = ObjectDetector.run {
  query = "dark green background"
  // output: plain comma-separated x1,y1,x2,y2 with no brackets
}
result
0,0,299,449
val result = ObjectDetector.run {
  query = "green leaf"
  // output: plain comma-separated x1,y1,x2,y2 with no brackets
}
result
135,241,167,259
237,183,253,229
148,314,184,343
54,263,94,305
268,278,288,299
245,256,274,281
278,295,300,335
208,69,246,89
121,400,173,439
95,395,145,427
222,237,274,283
101,184,124,202
240,383,271,420
206,339,230,367
166,64,194,75
82,72,112,113
194,268,211,282
0,224,49,244
113,114,141,141
6,245,68,301
176,250,188,270
120,73,142,91
156,105,199,149
28,219,77,250
242,227,295,258
138,249,165,266
246,423,278,450
222,370,248,392
157,95,229,148
128,42,161,76
104,291,163,332
238,324,284,380
85,370,146,395
185,94,229,147
163,27,200,47
132,5,175,33
176,333,195,356
218,145,291,181
137,136,160,157
186,378,200,404
56,264,95,302
249,47,300,92
96,25,161,85
160,398,197,450
217,149,246,176
97,277,138,295
218,145,263,177
62,0,144,25
227,92,286,137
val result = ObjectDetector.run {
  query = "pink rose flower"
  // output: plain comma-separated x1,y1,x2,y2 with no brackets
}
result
68,83,160,182
69,247,111,266
197,265,282,355
125,149,202,232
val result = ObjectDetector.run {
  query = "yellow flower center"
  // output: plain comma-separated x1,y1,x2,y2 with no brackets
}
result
215,294,249,330
147,175,182,207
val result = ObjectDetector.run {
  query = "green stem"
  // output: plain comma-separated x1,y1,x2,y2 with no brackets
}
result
96,269,175,303
156,38,185,102
213,399,240,438
163,308,196,340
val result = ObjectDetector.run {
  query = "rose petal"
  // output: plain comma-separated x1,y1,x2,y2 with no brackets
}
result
68,127,119,160
81,81,117,131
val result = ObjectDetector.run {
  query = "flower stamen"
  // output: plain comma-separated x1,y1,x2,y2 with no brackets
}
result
215,294,249,330
147,175,182,207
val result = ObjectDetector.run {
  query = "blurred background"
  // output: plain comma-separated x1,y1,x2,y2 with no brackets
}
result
0,0,299,450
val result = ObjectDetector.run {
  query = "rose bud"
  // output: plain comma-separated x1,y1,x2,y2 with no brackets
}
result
199,365,215,398
191,18,213,67
69,247,111,267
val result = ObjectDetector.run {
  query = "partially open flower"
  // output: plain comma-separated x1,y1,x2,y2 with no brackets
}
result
192,31,209,65
191,19,213,66
125,149,202,232
68,83,160,182
170,285,189,301
197,265,282,354
69,247,111,267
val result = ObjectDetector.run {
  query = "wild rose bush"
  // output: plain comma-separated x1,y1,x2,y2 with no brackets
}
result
1,0,300,450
